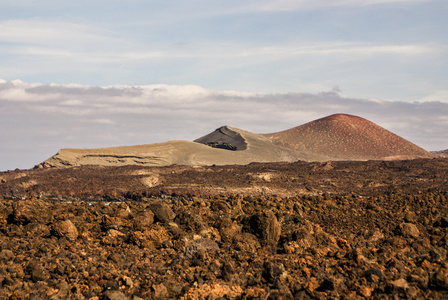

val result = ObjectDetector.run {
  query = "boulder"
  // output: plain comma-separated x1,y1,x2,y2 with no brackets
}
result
244,210,281,247
53,219,78,240
396,223,420,238
150,202,176,223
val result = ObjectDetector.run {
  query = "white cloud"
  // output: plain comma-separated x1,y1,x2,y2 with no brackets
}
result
0,18,438,68
127,42,440,61
60,99,85,106
93,118,116,125
417,90,448,103
0,9,445,101
1,79,447,149
238,43,438,58
0,20,119,47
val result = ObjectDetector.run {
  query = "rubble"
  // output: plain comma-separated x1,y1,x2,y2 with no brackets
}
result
0,159,447,298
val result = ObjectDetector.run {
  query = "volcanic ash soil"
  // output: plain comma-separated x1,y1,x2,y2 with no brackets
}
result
0,159,448,299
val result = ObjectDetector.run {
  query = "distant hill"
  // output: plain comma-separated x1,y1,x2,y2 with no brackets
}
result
263,114,432,161
39,114,434,168
432,149,448,158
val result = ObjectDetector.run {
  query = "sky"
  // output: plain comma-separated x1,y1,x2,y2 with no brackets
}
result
1,0,447,171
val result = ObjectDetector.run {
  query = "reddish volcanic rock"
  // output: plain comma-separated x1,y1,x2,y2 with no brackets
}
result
0,160,448,298
53,219,78,240
264,113,433,161
2,159,448,200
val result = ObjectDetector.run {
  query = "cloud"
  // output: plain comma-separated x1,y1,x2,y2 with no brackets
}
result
417,90,448,103
237,43,439,58
0,18,440,66
92,118,116,125
0,20,118,47
1,79,447,170
0,4,445,101
252,0,433,11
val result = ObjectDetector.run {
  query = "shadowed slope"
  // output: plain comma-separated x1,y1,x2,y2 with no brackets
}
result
194,126,247,151
264,114,433,160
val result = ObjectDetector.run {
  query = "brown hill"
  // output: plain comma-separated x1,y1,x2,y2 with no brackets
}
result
40,128,303,168
263,114,433,161
39,114,433,168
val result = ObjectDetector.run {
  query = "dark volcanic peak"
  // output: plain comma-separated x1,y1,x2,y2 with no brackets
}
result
264,113,433,160
194,126,248,151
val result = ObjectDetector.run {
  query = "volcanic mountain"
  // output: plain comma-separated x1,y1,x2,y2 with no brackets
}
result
39,114,433,168
263,114,432,161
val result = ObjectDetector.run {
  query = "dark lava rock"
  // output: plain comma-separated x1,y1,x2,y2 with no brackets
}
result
387,278,410,293
1,160,448,299
219,220,241,243
150,202,176,223
434,217,448,228
244,210,281,247
235,232,261,252
133,210,154,230
26,260,49,283
52,219,78,240
0,250,14,262
153,283,169,298
7,201,53,225
176,211,205,232
432,268,448,289
101,215,128,231
184,238,219,259
396,222,420,238
205,141,238,151
102,290,128,300
263,261,287,284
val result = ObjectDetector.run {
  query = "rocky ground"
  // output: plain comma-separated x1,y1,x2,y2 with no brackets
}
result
433,150,448,158
0,159,448,299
